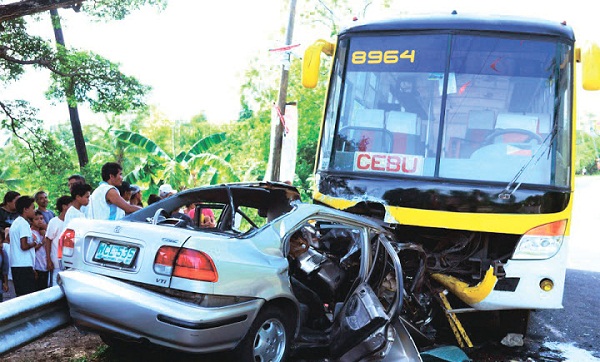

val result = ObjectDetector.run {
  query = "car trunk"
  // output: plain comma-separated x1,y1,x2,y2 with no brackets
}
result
65,219,195,289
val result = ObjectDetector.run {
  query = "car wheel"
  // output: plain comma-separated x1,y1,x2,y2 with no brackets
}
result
233,307,292,362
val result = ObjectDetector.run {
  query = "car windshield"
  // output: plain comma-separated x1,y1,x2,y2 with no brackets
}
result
319,33,572,187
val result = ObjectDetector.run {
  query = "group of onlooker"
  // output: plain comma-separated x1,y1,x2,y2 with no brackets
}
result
0,161,218,301
0,162,144,301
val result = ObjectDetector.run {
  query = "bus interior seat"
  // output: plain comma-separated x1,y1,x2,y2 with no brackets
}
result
385,111,423,155
527,113,552,138
493,113,539,143
456,110,496,157
351,108,385,128
340,108,391,152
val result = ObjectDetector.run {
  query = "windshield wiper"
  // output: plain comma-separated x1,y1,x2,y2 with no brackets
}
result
498,124,558,200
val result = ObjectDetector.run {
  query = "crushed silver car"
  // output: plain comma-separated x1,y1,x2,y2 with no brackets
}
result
57,182,422,361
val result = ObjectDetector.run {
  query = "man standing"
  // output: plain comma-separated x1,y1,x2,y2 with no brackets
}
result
34,191,55,224
87,162,141,220
9,196,38,297
0,191,20,242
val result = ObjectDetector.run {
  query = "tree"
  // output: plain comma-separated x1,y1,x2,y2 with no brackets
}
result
576,130,600,175
113,130,239,193
0,0,165,182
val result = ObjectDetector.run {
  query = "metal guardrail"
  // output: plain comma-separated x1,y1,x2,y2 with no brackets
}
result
0,286,71,356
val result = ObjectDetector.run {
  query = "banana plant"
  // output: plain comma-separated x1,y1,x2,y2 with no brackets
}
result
112,129,239,192
0,164,23,192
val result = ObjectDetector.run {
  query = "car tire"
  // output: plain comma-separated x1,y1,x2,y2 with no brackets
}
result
232,306,292,362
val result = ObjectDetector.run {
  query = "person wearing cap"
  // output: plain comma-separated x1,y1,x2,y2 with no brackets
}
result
129,185,143,207
159,184,176,199
87,162,142,220
118,181,134,202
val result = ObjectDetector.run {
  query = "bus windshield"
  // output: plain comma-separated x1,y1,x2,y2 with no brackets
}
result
319,33,572,187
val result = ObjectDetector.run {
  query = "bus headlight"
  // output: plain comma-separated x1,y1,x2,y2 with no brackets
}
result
512,220,566,260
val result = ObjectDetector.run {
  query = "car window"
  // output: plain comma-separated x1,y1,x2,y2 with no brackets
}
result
232,205,268,233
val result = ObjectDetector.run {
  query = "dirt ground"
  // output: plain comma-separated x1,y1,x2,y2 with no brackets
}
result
3,325,104,362
2,281,104,362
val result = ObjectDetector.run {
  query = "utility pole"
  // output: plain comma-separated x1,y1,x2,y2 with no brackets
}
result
268,0,297,181
49,8,89,168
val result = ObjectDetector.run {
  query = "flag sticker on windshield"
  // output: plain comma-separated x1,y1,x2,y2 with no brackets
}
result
507,145,533,156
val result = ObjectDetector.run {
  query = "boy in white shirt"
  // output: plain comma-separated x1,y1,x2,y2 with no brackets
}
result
44,195,72,286
64,183,92,228
9,196,38,297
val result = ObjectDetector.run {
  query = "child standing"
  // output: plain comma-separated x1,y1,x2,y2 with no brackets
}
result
32,210,49,291
44,195,72,287
9,196,38,297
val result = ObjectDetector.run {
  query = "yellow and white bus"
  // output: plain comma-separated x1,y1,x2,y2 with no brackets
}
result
302,12,600,342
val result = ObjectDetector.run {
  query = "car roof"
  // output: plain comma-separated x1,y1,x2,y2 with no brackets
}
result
128,181,301,221
179,182,300,209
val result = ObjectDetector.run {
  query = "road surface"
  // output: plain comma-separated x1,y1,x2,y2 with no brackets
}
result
468,176,600,361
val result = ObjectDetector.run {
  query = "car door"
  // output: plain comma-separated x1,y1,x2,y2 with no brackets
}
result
329,232,404,360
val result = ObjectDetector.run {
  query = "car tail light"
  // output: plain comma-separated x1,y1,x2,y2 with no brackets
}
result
58,229,76,258
154,246,178,275
513,220,567,260
154,246,218,282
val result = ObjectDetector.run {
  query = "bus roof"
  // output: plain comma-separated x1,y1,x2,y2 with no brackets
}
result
342,13,575,42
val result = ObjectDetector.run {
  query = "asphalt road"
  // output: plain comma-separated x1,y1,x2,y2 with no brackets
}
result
467,176,600,362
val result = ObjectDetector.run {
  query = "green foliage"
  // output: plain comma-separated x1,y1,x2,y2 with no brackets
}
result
575,130,600,174
81,0,167,20
285,57,328,200
0,0,165,204
113,129,239,192
0,161,24,192
220,109,271,182
0,19,54,81
45,48,151,114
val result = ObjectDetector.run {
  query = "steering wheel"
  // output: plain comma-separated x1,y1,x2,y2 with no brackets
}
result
151,208,171,225
484,128,542,145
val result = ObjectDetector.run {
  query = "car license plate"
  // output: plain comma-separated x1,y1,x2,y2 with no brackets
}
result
93,241,138,267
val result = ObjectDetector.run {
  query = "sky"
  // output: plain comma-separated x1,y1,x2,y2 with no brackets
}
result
4,0,600,127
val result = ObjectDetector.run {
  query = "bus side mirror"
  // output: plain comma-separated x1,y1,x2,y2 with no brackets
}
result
302,39,335,89
580,43,600,91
